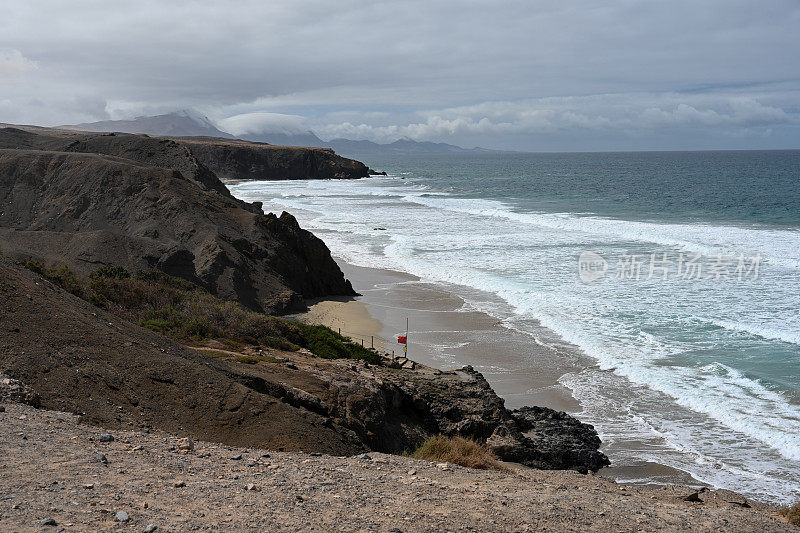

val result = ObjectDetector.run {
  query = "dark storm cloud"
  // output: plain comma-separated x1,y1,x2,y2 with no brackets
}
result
1,0,798,150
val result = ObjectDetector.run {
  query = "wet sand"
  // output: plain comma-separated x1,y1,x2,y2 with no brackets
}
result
294,259,705,489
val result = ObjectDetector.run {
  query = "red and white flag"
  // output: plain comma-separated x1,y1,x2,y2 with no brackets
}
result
397,335,407,344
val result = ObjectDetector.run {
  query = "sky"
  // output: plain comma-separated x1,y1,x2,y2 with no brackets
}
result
1,0,799,151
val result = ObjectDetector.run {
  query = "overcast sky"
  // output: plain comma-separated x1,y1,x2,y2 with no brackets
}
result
1,0,799,151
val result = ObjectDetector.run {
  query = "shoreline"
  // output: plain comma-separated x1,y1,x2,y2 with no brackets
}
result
294,258,705,489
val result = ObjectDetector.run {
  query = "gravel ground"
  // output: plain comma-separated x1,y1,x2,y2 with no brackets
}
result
0,403,793,532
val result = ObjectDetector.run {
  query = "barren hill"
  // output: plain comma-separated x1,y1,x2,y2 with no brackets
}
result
0,126,357,313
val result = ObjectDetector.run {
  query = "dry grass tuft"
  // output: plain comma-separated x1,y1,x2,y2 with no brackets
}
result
411,435,506,471
779,503,800,526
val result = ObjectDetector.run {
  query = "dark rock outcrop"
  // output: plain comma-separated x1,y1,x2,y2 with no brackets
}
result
176,137,370,181
0,126,356,313
501,406,609,473
257,362,609,472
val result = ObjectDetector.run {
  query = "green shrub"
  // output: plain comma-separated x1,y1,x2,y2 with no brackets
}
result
19,259,83,296
259,335,300,351
219,338,244,351
411,435,506,471
18,257,45,275
295,323,379,363
90,265,131,280
21,260,380,363
135,269,202,292
235,355,260,364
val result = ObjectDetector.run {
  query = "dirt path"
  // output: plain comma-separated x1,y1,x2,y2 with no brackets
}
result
0,404,792,532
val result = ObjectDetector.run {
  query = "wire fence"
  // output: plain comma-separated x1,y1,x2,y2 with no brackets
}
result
333,326,405,358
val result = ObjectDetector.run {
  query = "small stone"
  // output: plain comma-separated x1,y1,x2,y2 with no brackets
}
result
114,510,130,522
174,480,186,488
231,454,242,461
143,525,158,533
12,504,20,509
684,492,702,502
40,517,57,526
355,453,372,460
0,405,5,412
98,433,115,442
18,414,26,420
436,463,451,470
177,438,194,453
407,469,417,476
246,483,259,491
83,483,95,489
94,452,108,465
309,452,322,457
726,498,751,508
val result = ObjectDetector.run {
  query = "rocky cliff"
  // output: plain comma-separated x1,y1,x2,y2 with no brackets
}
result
0,126,356,313
176,137,370,181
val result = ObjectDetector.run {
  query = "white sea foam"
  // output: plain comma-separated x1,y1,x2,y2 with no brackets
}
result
228,177,800,503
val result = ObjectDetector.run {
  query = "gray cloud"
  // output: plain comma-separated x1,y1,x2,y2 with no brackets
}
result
1,0,798,149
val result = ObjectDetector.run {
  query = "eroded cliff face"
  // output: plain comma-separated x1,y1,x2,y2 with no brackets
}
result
0,127,356,313
176,137,371,181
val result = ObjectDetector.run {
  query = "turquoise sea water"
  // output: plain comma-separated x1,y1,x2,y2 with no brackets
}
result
230,150,800,503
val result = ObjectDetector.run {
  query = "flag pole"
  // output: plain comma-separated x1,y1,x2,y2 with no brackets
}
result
406,317,409,358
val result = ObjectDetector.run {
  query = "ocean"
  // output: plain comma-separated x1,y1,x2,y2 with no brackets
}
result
229,150,800,504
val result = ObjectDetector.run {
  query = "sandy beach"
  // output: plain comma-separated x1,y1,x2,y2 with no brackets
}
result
294,259,706,489
298,262,583,412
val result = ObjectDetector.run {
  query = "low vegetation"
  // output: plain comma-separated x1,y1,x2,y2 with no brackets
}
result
779,503,800,526
20,259,380,363
411,435,506,471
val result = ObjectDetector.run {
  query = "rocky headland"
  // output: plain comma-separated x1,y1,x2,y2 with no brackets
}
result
176,137,371,181
0,125,357,313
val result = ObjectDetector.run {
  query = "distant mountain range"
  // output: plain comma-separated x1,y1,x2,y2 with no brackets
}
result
327,137,496,157
65,110,235,139
66,111,500,156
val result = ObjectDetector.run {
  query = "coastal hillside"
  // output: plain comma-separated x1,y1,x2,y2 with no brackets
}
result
0,255,607,472
0,256,365,454
0,126,357,313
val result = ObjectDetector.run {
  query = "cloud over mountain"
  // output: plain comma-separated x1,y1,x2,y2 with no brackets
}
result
1,0,798,150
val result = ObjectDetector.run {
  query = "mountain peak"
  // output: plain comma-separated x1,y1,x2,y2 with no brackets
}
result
173,109,217,128
65,110,233,139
